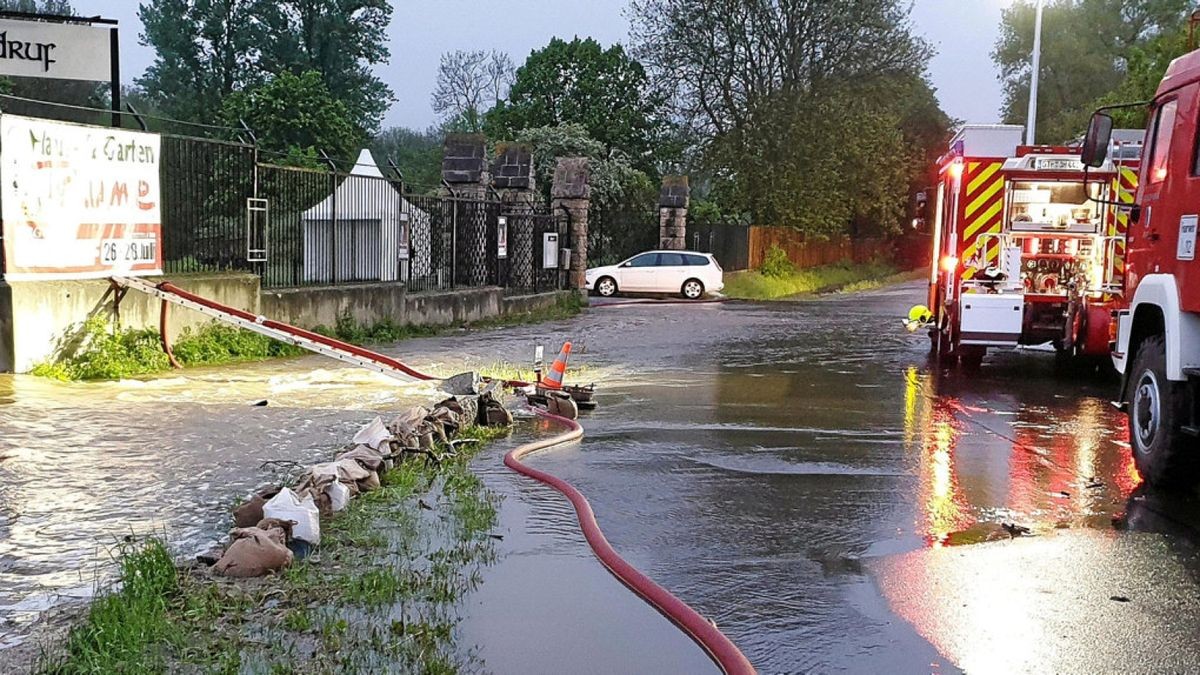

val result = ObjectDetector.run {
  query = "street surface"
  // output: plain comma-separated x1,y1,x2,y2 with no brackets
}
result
3,281,1200,672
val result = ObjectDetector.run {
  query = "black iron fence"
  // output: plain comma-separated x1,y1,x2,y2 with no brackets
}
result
688,216,751,271
588,208,659,267
151,134,568,293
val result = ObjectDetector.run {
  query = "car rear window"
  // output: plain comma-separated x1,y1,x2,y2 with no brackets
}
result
684,254,709,266
659,252,686,266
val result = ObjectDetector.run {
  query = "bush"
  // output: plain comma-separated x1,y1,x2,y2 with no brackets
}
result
759,245,796,278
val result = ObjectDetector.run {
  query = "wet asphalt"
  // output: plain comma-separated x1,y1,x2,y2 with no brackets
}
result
3,281,1200,673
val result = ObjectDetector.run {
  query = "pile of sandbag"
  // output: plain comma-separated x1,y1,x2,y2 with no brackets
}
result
208,393,512,578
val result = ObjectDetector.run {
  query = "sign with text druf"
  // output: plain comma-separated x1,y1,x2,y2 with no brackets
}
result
0,18,111,81
1,114,162,280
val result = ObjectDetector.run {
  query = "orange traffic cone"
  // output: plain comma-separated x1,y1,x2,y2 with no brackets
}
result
541,342,571,389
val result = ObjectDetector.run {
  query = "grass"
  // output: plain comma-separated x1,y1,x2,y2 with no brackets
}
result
38,421,509,674
31,291,585,382
722,260,907,300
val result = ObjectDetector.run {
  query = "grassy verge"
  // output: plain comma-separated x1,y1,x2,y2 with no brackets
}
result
722,261,913,300
38,424,510,673
32,292,585,382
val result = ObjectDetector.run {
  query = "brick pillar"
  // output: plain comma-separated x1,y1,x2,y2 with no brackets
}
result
491,142,537,290
551,157,590,290
441,133,490,287
659,175,689,250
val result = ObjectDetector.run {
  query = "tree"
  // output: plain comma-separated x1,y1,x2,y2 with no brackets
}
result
137,0,266,124
257,0,394,136
137,0,393,138
431,49,514,132
221,70,360,164
514,123,656,211
485,38,668,172
629,0,947,235
994,0,1189,143
372,126,443,193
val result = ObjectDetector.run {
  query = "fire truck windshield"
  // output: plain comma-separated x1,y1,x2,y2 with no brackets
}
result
1007,180,1100,232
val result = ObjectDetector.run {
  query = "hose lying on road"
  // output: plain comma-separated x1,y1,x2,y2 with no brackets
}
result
504,408,756,675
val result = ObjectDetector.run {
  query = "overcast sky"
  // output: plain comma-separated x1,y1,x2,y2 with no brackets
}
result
72,0,1013,131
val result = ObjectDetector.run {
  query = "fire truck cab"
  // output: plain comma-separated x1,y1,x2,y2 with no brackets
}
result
1082,48,1200,487
925,125,1141,369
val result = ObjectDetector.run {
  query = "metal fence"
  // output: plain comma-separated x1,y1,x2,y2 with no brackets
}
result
688,217,751,271
588,208,659,267
151,134,568,293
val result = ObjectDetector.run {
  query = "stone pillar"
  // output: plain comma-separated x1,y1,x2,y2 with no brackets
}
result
551,157,590,290
441,133,490,287
658,175,690,250
491,142,537,290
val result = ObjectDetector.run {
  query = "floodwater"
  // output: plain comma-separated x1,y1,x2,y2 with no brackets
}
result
3,281,1200,672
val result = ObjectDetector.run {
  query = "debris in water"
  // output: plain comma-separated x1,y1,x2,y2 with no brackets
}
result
418,499,434,511
252,400,269,407
1001,523,1031,538
1110,595,1131,602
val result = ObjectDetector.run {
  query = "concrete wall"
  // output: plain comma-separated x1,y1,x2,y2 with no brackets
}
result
0,273,261,373
261,284,504,329
1,270,575,373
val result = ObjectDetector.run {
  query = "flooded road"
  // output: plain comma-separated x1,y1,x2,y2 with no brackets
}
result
3,281,1199,672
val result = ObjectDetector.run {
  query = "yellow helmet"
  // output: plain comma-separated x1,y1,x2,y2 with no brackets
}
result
908,305,933,325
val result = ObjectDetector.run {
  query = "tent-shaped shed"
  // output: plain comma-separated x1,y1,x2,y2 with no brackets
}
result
301,149,431,284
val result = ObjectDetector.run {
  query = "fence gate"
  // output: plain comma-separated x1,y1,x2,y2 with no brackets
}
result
246,197,268,263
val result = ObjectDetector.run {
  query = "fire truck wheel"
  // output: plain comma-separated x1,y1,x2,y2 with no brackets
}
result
1128,335,1200,488
959,345,985,371
596,277,618,297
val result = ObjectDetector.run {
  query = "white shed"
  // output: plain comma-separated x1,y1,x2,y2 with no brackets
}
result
301,149,430,284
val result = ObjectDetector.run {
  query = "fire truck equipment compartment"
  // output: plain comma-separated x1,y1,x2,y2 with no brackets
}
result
960,293,1024,345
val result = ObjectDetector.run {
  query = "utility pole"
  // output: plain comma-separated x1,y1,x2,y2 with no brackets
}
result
1025,0,1044,145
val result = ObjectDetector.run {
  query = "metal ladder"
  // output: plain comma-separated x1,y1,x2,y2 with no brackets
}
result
110,275,435,384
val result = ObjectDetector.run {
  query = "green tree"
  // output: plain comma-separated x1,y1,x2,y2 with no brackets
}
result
256,0,394,136
221,70,361,164
514,123,656,210
994,0,1189,143
629,0,947,235
372,126,444,193
486,37,668,172
137,0,266,124
137,0,392,138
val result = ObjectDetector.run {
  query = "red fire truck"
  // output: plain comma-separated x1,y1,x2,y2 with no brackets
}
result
921,125,1141,369
1081,49,1200,487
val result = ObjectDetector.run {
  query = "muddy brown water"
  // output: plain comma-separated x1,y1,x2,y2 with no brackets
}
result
3,282,1200,672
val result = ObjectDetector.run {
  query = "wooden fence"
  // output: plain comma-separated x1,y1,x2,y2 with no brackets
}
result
747,227,891,269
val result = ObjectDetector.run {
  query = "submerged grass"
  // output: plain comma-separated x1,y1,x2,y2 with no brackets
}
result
38,422,509,674
32,291,585,382
722,261,905,300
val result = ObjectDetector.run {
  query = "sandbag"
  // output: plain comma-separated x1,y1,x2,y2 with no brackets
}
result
262,488,321,545
231,487,281,528
337,444,386,472
309,459,371,484
486,404,514,426
388,407,429,439
325,479,350,512
546,392,578,420
214,528,293,577
352,416,391,450
254,518,293,546
357,471,381,492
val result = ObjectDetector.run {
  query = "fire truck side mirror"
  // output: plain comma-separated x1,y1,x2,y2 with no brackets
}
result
1081,112,1114,168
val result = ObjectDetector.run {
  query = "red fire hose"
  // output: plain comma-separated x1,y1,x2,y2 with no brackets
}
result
150,278,750,670
505,409,756,675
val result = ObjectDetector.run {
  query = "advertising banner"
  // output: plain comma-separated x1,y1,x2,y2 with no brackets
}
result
1,114,162,280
